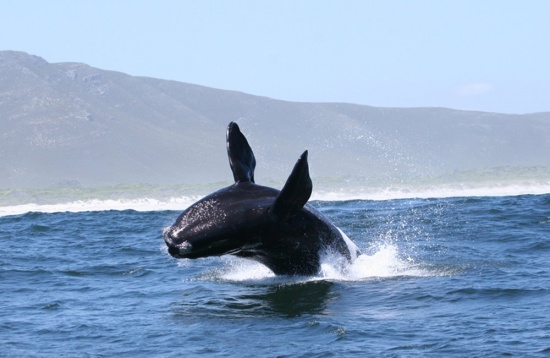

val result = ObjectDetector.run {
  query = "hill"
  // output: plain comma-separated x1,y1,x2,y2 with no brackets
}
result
1,50,550,190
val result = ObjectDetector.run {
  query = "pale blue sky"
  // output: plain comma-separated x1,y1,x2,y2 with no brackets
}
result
2,0,549,114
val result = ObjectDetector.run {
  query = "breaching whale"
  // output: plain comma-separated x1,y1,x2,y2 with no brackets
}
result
163,122,360,275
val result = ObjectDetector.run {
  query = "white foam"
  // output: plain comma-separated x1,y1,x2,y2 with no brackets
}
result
312,182,550,202
0,196,201,217
1,182,549,216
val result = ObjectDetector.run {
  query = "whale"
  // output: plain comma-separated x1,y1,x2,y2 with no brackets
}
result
163,122,360,275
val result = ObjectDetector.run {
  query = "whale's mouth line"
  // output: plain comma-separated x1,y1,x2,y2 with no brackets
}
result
165,231,264,260
165,233,246,259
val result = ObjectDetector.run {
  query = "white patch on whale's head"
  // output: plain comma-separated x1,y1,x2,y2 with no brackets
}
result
163,226,194,256
176,240,193,253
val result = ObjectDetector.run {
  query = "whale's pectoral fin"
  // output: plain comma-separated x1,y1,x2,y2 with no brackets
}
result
227,122,256,183
270,150,312,220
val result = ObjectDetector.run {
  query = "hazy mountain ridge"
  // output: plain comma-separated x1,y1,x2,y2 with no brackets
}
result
1,50,549,189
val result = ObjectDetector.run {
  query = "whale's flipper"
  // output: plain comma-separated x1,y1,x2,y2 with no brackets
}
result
227,122,256,183
271,150,312,220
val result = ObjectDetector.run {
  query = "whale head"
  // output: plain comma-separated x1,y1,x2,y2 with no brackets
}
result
163,182,280,259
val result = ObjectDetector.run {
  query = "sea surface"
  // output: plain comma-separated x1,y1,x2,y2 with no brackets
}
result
1,190,549,357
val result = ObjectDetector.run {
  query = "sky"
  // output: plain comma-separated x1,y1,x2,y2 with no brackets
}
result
1,0,549,114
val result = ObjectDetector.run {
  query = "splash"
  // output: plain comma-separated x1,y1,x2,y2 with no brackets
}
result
215,259,277,282
319,243,433,281
203,242,437,285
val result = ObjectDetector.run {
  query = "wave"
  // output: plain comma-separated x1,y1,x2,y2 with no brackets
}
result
1,181,549,217
0,196,201,217
312,181,550,201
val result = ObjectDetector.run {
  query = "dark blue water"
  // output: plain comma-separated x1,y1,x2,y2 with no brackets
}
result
1,194,549,357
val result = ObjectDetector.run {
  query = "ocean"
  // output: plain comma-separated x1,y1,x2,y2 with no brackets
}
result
1,186,549,357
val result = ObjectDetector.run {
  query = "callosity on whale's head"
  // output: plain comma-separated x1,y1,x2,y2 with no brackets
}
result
163,122,360,275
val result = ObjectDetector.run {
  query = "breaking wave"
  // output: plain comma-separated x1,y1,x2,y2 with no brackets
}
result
1,181,549,217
